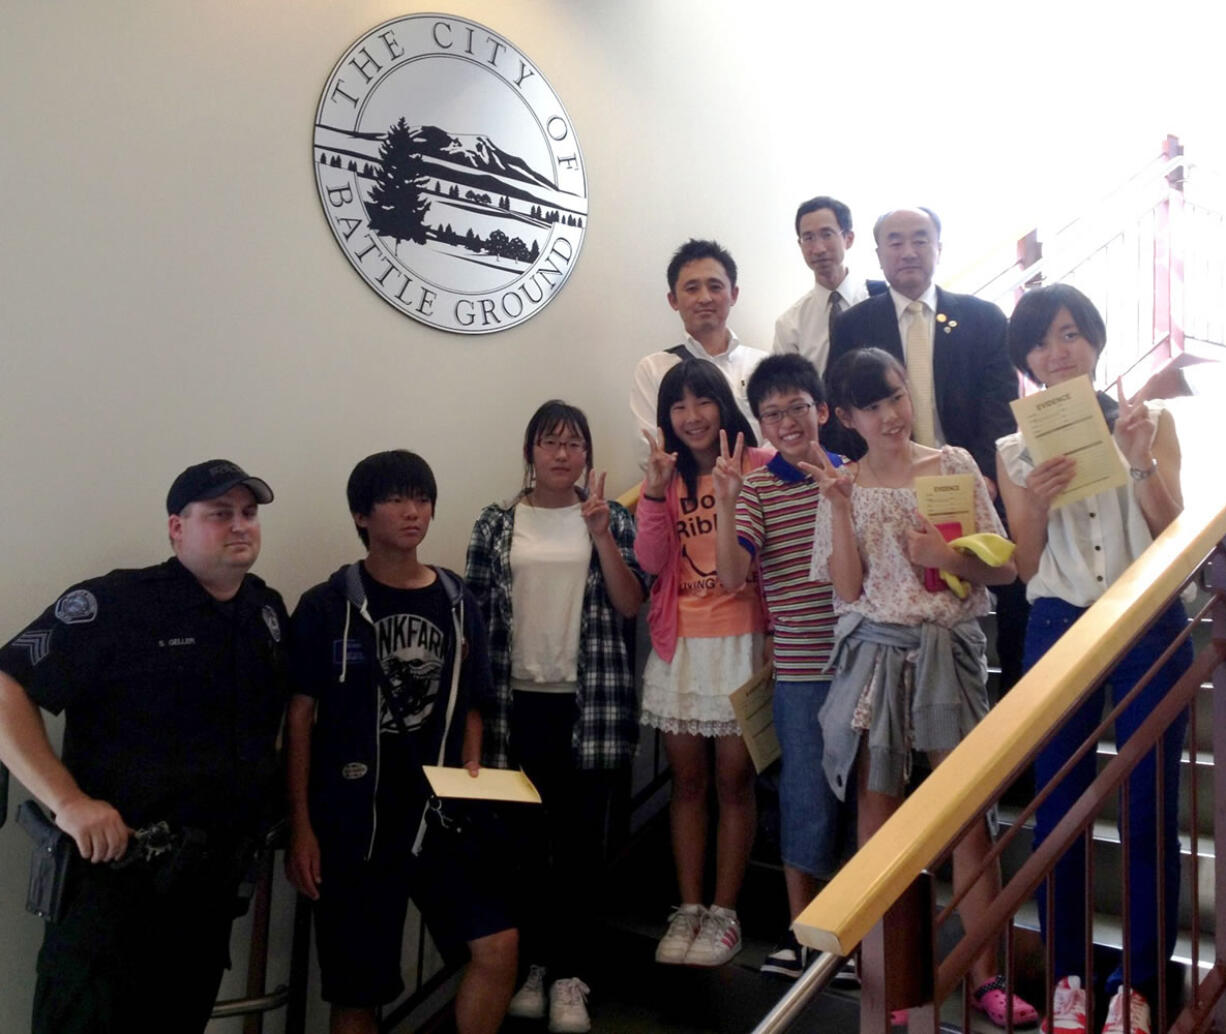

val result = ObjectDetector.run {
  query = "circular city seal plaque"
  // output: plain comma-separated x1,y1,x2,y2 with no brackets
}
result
314,14,588,334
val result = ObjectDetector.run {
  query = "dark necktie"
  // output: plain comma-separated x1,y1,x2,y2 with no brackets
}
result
828,291,845,344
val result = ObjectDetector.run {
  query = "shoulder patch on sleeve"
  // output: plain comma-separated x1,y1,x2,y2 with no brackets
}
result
54,589,98,625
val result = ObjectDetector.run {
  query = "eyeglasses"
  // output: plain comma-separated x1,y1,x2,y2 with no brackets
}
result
537,436,587,454
758,401,815,426
798,230,841,245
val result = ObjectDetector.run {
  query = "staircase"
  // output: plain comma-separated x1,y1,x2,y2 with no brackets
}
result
980,594,1217,1008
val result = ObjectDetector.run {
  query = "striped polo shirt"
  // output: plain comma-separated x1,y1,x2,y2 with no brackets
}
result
735,451,840,681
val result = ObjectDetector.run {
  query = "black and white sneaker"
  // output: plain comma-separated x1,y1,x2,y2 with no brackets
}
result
761,930,809,979
831,953,860,989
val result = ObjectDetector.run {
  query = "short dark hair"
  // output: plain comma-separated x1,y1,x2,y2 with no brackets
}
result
824,348,910,460
666,239,737,293
872,206,942,244
794,196,853,236
522,399,593,492
1007,283,1108,383
656,359,756,498
346,450,437,546
746,354,826,418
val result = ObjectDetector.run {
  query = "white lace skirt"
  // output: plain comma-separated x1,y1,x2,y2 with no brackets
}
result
640,632,764,737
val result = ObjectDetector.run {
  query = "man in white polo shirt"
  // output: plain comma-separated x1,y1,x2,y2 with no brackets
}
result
630,239,768,467
773,196,886,374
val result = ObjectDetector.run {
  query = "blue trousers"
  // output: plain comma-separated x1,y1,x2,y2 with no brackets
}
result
1027,597,1192,998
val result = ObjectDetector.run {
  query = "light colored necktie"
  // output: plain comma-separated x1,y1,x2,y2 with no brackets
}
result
905,300,936,446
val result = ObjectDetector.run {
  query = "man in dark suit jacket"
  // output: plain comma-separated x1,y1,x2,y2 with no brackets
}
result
828,206,1027,694
828,206,1017,480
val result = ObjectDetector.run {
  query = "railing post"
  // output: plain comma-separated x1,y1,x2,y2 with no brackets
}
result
1013,229,1044,310
286,894,312,1034
1207,546,1226,1033
1163,135,1185,190
242,850,276,1034
1155,134,1186,360
860,872,934,1034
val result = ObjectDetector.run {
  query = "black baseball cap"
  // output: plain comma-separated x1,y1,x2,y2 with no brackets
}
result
166,459,274,515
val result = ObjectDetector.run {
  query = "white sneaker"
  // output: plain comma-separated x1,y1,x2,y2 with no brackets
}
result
548,977,591,1033
656,904,705,964
684,905,742,967
507,964,547,1019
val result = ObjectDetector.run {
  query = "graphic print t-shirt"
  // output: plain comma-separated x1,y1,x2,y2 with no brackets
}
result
359,567,452,741
675,474,765,639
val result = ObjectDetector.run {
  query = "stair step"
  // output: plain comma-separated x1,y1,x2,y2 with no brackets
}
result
997,807,1215,932
589,912,861,1033
1004,897,1215,975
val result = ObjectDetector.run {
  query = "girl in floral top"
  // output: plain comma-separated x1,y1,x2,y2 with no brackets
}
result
807,347,1035,1027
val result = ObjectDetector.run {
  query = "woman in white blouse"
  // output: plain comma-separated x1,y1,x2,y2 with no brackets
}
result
996,284,1192,1034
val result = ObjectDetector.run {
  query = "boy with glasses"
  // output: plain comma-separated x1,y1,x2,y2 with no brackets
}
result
712,355,855,982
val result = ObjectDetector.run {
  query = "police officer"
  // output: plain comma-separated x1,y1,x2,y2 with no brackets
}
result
0,459,290,1034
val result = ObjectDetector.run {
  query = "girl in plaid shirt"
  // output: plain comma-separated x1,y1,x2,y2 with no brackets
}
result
466,400,646,1031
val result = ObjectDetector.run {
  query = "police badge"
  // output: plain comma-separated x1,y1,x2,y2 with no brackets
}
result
54,589,98,625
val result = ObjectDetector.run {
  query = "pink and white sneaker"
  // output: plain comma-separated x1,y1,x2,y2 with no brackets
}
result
1041,976,1088,1034
684,905,742,966
1101,987,1150,1034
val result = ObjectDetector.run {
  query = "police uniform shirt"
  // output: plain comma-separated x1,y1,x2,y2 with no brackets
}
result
0,557,290,836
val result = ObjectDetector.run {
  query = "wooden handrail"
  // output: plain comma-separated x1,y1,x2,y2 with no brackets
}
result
794,492,1226,956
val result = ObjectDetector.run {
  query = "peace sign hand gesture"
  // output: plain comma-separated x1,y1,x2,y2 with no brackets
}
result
712,429,746,506
642,427,678,498
797,442,852,509
581,469,611,540
1113,380,1158,471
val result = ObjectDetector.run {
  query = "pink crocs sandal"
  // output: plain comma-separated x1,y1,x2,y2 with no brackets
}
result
972,976,1039,1028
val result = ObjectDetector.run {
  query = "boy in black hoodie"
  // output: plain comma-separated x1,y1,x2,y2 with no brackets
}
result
286,450,517,1034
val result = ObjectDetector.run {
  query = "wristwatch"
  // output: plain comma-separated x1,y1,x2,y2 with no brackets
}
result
1129,458,1158,481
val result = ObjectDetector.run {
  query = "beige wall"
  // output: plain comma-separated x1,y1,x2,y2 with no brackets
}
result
0,1,1214,1030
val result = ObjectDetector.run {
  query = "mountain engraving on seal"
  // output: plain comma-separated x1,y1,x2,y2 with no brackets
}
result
316,120,583,280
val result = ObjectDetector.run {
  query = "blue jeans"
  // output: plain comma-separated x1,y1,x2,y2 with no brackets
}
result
774,679,852,879
1027,597,1192,997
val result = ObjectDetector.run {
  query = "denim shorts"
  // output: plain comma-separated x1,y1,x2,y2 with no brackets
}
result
773,679,851,879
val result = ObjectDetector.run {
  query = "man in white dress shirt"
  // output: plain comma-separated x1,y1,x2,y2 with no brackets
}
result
630,239,768,467
773,196,885,374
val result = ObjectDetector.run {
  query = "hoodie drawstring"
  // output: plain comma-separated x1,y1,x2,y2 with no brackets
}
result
340,600,352,683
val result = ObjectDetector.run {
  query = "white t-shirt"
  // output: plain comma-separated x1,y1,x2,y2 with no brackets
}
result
510,502,590,692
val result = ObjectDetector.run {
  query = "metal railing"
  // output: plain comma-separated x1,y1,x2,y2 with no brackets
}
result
755,496,1226,1034
962,135,1226,399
